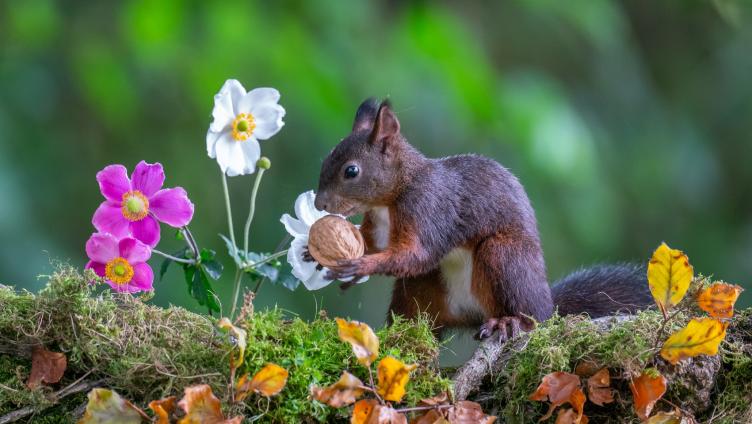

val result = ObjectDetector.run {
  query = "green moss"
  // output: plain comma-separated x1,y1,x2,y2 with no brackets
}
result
0,267,449,423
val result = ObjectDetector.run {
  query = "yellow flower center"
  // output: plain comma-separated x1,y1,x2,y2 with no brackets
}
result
121,190,149,221
231,113,256,141
105,257,134,285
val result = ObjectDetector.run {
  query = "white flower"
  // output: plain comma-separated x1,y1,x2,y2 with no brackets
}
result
280,190,369,290
206,79,285,176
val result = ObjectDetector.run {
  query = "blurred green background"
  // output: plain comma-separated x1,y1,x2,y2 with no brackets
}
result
1,0,751,363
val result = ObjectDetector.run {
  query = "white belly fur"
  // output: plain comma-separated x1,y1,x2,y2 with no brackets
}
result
370,207,390,251
440,248,485,320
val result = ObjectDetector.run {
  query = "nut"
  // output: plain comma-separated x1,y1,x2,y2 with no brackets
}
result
308,215,365,267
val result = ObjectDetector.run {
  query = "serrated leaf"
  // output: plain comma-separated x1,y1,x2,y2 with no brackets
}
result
629,370,667,421
219,234,242,265
202,260,223,281
310,371,364,408
336,318,379,366
660,317,728,364
182,265,220,313
79,388,145,424
697,282,743,318
377,356,417,403
647,242,693,315
177,384,242,424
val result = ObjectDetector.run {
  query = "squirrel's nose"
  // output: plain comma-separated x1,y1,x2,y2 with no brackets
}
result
314,192,329,212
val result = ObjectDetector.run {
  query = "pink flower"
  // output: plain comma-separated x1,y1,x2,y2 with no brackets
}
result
85,233,154,293
92,161,194,247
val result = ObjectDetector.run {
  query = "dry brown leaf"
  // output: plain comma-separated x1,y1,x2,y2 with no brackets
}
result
529,371,585,421
27,345,67,389
419,392,450,406
377,356,417,403
696,282,743,318
573,360,600,378
586,368,614,406
556,408,589,424
310,371,364,408
351,399,407,424
629,370,667,421
660,318,728,364
337,318,380,366
78,388,146,424
148,396,176,424
411,409,449,424
236,363,289,401
446,401,497,424
177,384,243,424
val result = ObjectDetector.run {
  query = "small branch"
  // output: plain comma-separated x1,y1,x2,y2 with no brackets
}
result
396,404,452,414
152,249,195,265
367,366,384,405
0,379,104,424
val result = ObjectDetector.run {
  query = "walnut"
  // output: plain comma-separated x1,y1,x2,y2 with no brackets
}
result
307,215,365,267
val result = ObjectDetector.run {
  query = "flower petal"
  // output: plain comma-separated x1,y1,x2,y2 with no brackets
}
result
92,202,130,239
280,213,308,238
210,79,245,132
206,128,226,158
131,161,164,197
215,136,248,176
129,263,154,292
304,269,333,291
130,215,160,247
85,232,120,264
251,102,285,140
288,235,316,282
239,137,260,175
237,87,281,114
150,187,195,227
294,190,328,227
97,164,131,202
119,237,151,264
85,260,106,278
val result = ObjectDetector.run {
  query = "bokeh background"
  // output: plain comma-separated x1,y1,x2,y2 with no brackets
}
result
2,0,751,363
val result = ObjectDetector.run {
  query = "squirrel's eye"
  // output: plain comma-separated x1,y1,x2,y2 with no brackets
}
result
344,165,359,179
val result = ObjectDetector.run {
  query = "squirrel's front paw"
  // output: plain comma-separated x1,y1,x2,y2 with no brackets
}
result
302,247,315,262
474,316,535,342
325,257,370,281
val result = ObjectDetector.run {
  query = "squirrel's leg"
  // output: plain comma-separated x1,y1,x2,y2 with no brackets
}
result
387,270,462,339
471,230,553,342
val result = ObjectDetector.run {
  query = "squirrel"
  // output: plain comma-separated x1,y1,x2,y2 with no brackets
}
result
313,98,654,341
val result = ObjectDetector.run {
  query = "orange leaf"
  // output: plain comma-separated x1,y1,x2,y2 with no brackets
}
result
529,371,585,421
629,370,667,421
446,401,497,424
336,318,379,366
660,318,728,364
376,356,417,403
697,282,743,318
148,396,176,424
556,408,589,424
412,410,448,424
236,363,288,400
647,243,693,315
351,399,407,424
27,345,67,389
177,384,243,424
79,388,147,424
418,392,450,406
586,368,613,406
310,371,364,408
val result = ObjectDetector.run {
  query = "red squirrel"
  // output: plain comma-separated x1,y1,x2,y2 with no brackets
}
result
313,98,653,340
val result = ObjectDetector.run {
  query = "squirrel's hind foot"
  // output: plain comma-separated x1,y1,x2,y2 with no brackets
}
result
474,316,534,342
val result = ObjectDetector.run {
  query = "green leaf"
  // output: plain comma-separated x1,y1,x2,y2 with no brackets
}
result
219,234,242,265
279,273,301,291
199,248,216,262
244,251,280,282
202,260,223,280
159,248,188,282
182,265,220,313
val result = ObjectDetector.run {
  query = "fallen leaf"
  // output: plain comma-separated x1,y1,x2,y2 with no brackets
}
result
337,318,380,366
629,370,667,421
177,384,243,424
27,345,67,389
573,360,600,378
645,411,682,423
660,317,728,364
310,371,364,407
412,410,449,424
78,388,146,424
377,356,417,403
148,396,176,424
236,363,288,400
697,282,743,318
446,401,497,424
647,242,693,316
586,368,613,406
529,371,585,421
556,408,588,424
419,392,450,406
217,318,247,371
351,399,407,424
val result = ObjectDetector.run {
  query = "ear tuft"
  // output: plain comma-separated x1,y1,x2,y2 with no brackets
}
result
352,98,381,132
370,100,401,152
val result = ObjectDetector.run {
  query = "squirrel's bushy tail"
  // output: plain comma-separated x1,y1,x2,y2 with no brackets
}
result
551,263,654,318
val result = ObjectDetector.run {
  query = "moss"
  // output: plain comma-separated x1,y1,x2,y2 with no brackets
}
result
0,267,449,423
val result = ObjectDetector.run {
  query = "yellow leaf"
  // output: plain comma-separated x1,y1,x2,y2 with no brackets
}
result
351,399,407,424
376,356,417,403
336,318,379,366
236,363,288,400
660,318,728,364
697,282,743,318
78,388,145,424
645,411,682,424
148,396,176,424
310,371,364,407
177,384,242,424
217,318,247,371
647,242,693,315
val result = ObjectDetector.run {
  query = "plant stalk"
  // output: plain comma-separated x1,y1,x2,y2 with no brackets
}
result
152,249,195,265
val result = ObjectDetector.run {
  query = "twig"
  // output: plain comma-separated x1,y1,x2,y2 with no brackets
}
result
0,379,104,424
367,366,384,404
396,404,452,414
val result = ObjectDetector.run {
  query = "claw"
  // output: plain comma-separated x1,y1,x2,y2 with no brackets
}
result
474,316,533,342
302,248,315,262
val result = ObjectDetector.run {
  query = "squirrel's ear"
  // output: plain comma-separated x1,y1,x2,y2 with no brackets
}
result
370,101,401,152
352,97,381,132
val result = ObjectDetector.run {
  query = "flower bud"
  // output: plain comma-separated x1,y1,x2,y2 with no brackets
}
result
257,156,271,170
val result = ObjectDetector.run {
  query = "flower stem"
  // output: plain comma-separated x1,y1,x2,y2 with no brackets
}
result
220,169,237,259
242,249,288,271
181,226,200,259
230,269,242,319
242,168,266,256
152,249,195,265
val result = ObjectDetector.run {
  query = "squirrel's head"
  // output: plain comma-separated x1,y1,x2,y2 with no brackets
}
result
315,98,404,216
